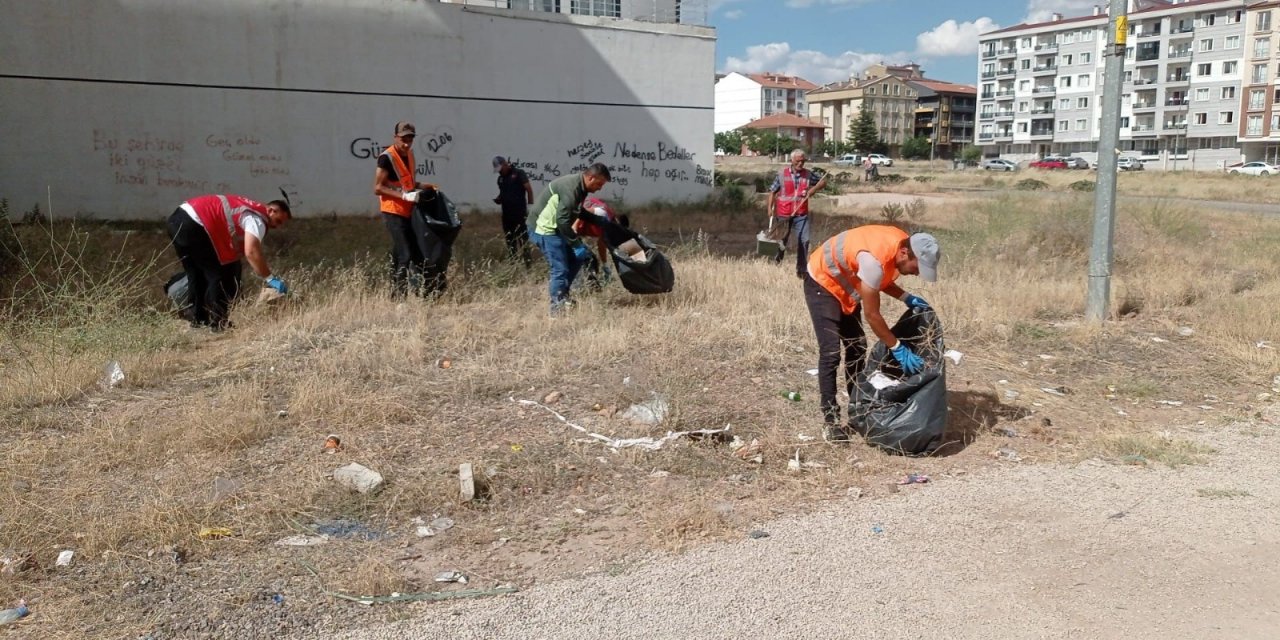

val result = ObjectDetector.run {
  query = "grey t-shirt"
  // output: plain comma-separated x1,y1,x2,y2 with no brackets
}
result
856,251,884,290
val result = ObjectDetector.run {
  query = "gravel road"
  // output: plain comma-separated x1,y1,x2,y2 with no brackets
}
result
320,410,1280,640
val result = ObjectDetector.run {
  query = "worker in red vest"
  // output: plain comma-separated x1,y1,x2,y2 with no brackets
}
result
374,121,436,298
804,224,940,442
165,194,291,331
766,149,827,279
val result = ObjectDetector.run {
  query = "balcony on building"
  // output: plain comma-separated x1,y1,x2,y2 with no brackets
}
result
1132,99,1157,111
1163,120,1188,130
979,132,995,141
1131,122,1158,135
1165,96,1189,107
1034,41,1058,52
1031,105,1054,115
1032,63,1057,75
1136,26,1162,38
997,47,1017,58
996,66,1016,77
1170,23,1194,36
994,110,1015,120
980,92,994,100
982,48,998,59
995,129,1014,140
996,89,1016,100
980,71,997,79
1030,127,1054,139
1032,86,1056,95
1169,47,1192,59
1135,42,1161,64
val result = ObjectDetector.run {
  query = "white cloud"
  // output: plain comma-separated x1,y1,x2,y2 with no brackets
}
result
1024,0,1102,23
784,0,873,8
723,9,744,19
709,0,745,13
915,17,1002,57
723,42,914,85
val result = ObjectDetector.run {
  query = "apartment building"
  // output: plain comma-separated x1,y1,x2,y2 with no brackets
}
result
911,80,978,157
1238,0,1280,161
977,0,1253,170
440,0,704,24
715,72,817,133
807,64,958,154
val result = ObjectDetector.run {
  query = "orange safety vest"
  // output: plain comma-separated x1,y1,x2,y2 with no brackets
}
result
378,146,417,217
186,194,270,266
807,225,907,315
775,166,813,217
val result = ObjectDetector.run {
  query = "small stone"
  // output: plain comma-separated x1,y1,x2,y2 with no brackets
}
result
994,447,1022,462
747,530,770,539
333,463,384,494
846,487,863,499
543,391,563,404
1003,389,1021,401
1178,327,1195,337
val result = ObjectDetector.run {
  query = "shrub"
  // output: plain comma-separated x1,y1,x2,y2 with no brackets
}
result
877,174,907,184
880,202,905,222
1069,180,1096,192
913,175,935,183
1015,178,1048,191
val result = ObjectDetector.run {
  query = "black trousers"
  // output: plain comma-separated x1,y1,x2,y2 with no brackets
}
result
167,209,242,330
384,213,425,299
500,206,531,266
803,274,867,424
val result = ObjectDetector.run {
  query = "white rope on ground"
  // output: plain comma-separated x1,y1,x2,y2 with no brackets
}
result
512,397,730,451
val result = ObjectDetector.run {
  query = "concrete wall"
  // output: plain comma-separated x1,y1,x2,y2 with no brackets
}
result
714,73,762,133
0,0,715,219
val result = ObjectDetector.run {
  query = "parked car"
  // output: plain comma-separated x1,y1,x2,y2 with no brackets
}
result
1029,157,1068,170
834,153,863,166
1062,156,1090,169
981,158,1018,172
867,153,893,167
1117,156,1144,171
1229,161,1279,176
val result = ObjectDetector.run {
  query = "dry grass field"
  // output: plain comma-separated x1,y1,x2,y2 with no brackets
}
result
1,180,1278,638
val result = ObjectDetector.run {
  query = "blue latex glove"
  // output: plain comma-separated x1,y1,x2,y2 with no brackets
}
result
572,243,592,264
902,294,930,310
890,342,925,375
266,276,289,295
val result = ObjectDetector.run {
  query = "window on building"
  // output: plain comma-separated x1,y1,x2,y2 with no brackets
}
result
1198,63,1212,76
1226,36,1241,50
569,0,620,17
1272,113,1280,130
981,124,993,134
983,63,995,75
1223,86,1236,99
1251,89,1266,110
1059,120,1069,131
1199,38,1214,52
1124,70,1133,82
1253,64,1270,84
1021,59,1031,70
1196,88,1210,101
1248,115,1264,135
1064,32,1076,44
1078,75,1091,88
1255,38,1271,59
1019,80,1031,91
1258,10,1272,32
1083,30,1093,41
1078,97,1089,109
882,83,890,94
1224,61,1238,75
868,86,877,95
1059,98,1070,109
1060,76,1072,88
1125,46,1134,60
1219,111,1234,124
1200,14,1215,28
1018,101,1029,112
893,84,901,96
1075,119,1087,131
1018,122,1028,133
1063,54,1073,65
1120,116,1130,128
1194,112,1207,125
1082,52,1092,64
1021,37,1032,48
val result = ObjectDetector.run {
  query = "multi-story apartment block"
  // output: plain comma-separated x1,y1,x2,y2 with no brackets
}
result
977,0,1260,170
441,0,704,24
1238,0,1280,161
807,64,971,155
911,81,978,157
714,72,817,133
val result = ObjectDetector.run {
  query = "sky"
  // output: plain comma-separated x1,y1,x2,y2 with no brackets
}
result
710,0,1107,86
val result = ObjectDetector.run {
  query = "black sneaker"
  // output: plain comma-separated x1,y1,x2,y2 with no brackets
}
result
823,423,853,443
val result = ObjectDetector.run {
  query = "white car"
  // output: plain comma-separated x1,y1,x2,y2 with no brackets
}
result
1229,161,1279,176
868,153,894,167
981,158,1018,172
1117,156,1144,171
833,153,863,166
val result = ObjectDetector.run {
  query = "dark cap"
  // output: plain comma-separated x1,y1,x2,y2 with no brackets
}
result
395,121,416,136
492,156,507,172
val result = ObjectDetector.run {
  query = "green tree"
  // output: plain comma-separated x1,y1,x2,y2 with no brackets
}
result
900,136,932,160
714,130,744,155
744,130,798,158
961,144,983,165
848,102,884,154
813,139,838,158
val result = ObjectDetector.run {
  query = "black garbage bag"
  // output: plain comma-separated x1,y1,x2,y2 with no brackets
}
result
411,188,462,294
610,234,674,294
850,307,947,456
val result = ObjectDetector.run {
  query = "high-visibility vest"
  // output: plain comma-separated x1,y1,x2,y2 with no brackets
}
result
573,196,616,237
378,146,417,217
775,166,813,217
807,225,906,314
185,194,270,266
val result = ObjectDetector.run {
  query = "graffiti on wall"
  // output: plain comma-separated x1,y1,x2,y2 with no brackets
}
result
347,126,455,178
504,139,712,192
90,129,291,194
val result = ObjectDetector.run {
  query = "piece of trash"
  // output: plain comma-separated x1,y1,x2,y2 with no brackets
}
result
0,552,33,577
847,487,863,499
1116,409,1129,416
1151,336,1169,343
620,395,670,426
430,517,454,532
997,379,1009,384
312,519,384,541
1156,400,1184,407
729,436,745,451
871,525,884,534
55,550,74,567
434,571,468,584
102,361,125,389
995,427,1018,438
1040,387,1069,397
512,397,728,451
944,349,964,365
780,390,802,402
459,463,476,502
543,391,563,404
622,376,632,386
994,448,1022,462
787,449,802,472
198,527,234,540
747,530,770,539
275,410,289,418
1037,354,1055,360
898,473,930,485
1108,511,1127,520
1257,341,1274,350
275,535,329,547
649,470,671,478
510,443,524,452
0,600,29,626
1003,389,1020,401
415,526,436,538
796,433,816,442
802,461,828,470
734,438,763,463
867,371,901,391
436,358,452,369
805,368,819,376
333,463,384,494
272,594,285,605
1178,327,1195,337
323,434,342,453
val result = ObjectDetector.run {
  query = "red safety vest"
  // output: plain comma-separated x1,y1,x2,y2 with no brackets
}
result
775,166,813,217
573,196,617,238
185,194,270,266
378,146,417,218
807,225,906,315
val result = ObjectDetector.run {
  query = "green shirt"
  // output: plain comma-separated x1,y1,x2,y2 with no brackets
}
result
528,173,588,241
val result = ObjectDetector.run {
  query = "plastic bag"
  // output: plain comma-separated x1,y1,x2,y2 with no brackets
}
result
850,307,948,456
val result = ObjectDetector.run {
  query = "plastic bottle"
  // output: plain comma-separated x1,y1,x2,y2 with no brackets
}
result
781,391,802,401
0,600,28,625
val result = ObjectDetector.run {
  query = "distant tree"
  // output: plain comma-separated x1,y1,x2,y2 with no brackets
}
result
848,103,884,155
714,130,744,155
814,139,838,158
744,130,798,158
901,136,932,160
961,145,983,164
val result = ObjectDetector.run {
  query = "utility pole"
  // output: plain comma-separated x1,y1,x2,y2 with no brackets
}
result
1086,0,1129,322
